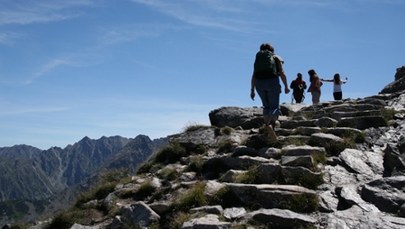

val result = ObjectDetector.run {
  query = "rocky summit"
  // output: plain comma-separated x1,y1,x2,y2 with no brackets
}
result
22,69,405,229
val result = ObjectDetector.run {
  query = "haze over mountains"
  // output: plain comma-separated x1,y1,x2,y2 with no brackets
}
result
0,134,168,224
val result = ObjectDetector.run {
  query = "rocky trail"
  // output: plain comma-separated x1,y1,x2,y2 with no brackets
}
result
27,72,405,229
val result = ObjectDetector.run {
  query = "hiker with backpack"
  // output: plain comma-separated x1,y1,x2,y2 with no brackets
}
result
290,73,307,103
307,69,323,104
321,73,348,100
250,43,290,142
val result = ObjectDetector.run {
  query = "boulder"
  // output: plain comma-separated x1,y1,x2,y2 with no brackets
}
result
337,116,387,130
120,201,160,227
361,176,405,214
381,66,405,93
339,149,384,177
226,183,319,212
309,133,346,156
209,106,263,129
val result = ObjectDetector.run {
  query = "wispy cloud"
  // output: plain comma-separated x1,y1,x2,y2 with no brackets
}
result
99,23,177,46
0,0,94,25
130,0,255,32
23,58,73,85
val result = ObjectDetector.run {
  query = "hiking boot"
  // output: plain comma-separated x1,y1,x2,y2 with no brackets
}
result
265,124,277,143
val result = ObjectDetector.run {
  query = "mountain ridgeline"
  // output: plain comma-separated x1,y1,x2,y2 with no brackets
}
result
0,135,168,224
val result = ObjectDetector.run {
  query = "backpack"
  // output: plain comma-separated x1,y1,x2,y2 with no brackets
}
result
254,50,277,79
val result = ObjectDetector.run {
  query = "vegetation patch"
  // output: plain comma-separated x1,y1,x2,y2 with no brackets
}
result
287,193,319,213
220,126,234,135
75,182,116,209
235,166,260,184
381,108,398,122
311,152,327,170
45,208,102,229
173,182,207,211
136,161,163,174
210,186,244,208
154,142,187,164
158,166,180,181
134,180,156,201
169,212,191,229
183,123,211,132
187,155,204,174
216,139,235,154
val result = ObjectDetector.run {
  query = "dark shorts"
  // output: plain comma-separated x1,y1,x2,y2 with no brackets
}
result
333,92,342,100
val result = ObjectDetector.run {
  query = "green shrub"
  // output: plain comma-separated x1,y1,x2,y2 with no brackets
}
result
216,139,234,154
136,161,163,174
134,180,156,200
311,152,327,170
381,108,397,122
235,166,259,184
155,142,187,164
188,155,204,174
99,169,130,183
174,182,207,211
193,144,208,155
220,126,234,135
45,208,91,229
183,123,210,132
75,182,116,208
159,167,180,181
169,212,190,229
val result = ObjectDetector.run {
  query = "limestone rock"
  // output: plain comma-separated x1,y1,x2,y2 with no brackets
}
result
182,214,231,229
361,176,405,214
209,106,263,129
120,201,160,227
246,208,316,228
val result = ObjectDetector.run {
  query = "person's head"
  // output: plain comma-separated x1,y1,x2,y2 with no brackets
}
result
308,69,317,82
334,73,340,83
308,69,316,76
260,43,274,52
297,73,302,80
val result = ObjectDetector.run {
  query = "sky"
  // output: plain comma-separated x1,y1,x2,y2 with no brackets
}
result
0,0,404,150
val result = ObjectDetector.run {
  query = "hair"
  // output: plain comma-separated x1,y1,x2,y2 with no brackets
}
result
297,73,302,78
308,69,317,83
260,43,274,52
333,73,341,84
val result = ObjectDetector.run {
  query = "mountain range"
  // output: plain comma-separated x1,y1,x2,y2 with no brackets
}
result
0,135,168,224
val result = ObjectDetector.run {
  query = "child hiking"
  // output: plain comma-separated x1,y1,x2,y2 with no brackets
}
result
321,73,348,100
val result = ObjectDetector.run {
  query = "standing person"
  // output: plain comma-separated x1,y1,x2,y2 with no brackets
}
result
307,69,323,104
321,73,348,100
250,43,290,142
290,73,307,103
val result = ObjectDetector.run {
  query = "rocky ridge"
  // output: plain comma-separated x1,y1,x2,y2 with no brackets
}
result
27,69,405,228
0,135,167,225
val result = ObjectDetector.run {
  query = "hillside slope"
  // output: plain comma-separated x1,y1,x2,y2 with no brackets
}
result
33,68,405,228
0,135,168,225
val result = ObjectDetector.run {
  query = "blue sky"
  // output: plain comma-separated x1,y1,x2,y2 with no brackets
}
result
0,0,404,149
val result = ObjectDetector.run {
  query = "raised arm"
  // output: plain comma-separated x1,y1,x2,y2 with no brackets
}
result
320,78,334,82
